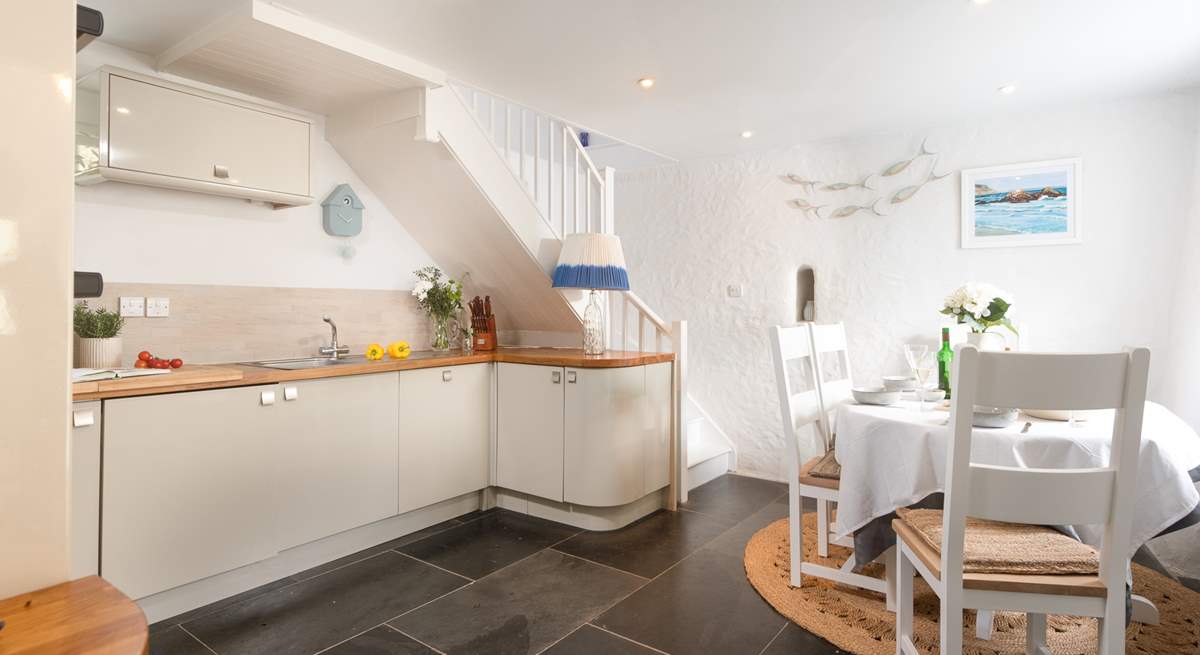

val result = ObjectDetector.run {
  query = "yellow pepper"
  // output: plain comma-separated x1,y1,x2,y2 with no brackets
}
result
388,341,411,359
365,343,385,360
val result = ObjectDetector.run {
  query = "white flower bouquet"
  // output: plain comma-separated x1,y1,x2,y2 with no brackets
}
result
941,282,1018,335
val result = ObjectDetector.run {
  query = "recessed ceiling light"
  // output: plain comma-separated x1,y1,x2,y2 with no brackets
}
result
636,77,656,89
997,84,1016,95
740,130,755,139
115,106,130,114
971,0,990,5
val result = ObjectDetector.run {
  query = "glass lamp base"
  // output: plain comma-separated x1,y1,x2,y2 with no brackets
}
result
582,290,606,355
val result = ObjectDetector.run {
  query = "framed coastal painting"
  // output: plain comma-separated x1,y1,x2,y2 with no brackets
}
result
960,158,1081,248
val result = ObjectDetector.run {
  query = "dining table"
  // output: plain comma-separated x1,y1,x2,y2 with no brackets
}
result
831,398,1200,626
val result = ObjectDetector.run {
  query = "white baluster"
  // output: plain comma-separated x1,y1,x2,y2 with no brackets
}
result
586,173,593,233
519,109,526,187
534,115,541,203
505,104,511,165
574,150,581,234
560,126,567,237
488,96,494,144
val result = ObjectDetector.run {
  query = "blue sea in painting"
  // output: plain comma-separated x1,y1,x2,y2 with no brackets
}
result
974,186,1068,236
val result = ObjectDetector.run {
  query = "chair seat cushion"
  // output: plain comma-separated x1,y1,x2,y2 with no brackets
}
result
896,508,1099,575
808,449,841,479
798,455,840,490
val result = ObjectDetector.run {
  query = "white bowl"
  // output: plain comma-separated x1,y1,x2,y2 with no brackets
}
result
919,388,946,402
882,375,917,391
1021,409,1101,422
852,386,902,406
973,406,1018,428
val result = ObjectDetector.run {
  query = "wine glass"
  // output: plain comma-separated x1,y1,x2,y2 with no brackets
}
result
903,344,934,412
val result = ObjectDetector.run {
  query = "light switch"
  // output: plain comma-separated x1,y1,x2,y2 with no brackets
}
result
119,296,145,317
726,284,743,298
146,297,170,317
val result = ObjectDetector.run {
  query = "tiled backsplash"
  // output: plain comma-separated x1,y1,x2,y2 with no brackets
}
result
83,283,429,366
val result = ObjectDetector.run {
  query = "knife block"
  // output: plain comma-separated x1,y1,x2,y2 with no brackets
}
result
473,331,496,351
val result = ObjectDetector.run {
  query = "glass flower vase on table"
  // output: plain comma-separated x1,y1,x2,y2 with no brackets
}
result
412,266,464,352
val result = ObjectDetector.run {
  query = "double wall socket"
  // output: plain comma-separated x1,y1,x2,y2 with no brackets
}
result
119,296,145,317
118,296,170,318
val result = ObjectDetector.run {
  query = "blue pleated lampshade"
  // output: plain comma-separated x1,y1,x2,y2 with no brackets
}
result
551,233,630,291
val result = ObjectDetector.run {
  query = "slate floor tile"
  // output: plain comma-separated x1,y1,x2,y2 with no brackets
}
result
390,549,644,655
540,624,661,655
397,509,580,579
554,509,729,578
703,500,788,559
681,474,787,524
183,551,467,655
760,623,846,655
595,547,786,655
321,625,437,655
148,625,213,655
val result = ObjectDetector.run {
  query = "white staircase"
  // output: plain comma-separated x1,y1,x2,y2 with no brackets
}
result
448,83,736,496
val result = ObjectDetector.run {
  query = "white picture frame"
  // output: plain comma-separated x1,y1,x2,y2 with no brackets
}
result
960,158,1082,249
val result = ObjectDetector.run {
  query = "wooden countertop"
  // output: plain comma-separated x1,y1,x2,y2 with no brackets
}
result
0,576,148,655
72,348,675,401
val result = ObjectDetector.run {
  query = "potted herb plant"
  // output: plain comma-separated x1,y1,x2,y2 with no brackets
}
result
940,283,1018,351
411,266,464,351
74,301,125,367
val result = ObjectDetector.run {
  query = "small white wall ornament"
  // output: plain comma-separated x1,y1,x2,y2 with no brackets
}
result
322,184,364,237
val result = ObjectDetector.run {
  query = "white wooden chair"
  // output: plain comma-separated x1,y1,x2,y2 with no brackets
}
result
769,323,893,603
894,345,1150,655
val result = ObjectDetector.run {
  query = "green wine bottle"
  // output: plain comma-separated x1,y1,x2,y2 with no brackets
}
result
937,327,953,399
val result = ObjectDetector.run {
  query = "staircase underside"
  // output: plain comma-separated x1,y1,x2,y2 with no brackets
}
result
328,106,580,335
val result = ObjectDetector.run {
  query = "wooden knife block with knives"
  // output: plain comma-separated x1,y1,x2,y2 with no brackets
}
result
469,296,497,351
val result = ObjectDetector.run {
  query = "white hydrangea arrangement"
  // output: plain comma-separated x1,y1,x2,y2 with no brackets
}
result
412,266,464,350
941,282,1018,335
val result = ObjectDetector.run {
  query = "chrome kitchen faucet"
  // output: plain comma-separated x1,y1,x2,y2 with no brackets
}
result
319,314,350,359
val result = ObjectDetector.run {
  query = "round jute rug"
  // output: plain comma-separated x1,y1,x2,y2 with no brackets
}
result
745,515,1200,655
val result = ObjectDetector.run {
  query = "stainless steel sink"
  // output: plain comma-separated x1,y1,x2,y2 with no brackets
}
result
245,356,366,370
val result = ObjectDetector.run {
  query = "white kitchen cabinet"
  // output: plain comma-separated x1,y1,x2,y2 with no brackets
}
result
274,373,400,550
497,363,566,502
75,67,312,206
102,385,282,599
69,401,102,578
397,364,491,514
563,366,646,506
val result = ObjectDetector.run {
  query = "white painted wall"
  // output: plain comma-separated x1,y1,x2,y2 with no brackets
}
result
617,92,1199,480
1162,103,1200,430
0,0,74,597
75,43,435,290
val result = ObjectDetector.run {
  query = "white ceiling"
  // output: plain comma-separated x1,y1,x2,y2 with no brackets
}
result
86,0,1200,161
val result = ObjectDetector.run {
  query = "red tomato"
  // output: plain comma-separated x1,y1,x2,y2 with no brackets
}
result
138,351,152,361
170,358,183,369
155,360,170,369
133,359,149,368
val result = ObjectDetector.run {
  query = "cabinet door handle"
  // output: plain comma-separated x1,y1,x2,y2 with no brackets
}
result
213,164,230,179
261,390,276,406
72,410,95,428
567,371,577,384
442,370,453,382
283,386,298,401
552,371,562,384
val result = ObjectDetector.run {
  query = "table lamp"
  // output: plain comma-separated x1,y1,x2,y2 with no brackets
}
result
552,233,629,355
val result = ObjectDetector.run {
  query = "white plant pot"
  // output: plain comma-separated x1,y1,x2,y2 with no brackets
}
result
966,331,1005,352
76,336,122,368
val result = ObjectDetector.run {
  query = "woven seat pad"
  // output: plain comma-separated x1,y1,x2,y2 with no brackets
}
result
808,449,841,479
896,508,1100,575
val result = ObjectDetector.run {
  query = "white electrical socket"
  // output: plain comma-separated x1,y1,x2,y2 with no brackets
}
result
146,297,170,318
118,296,145,317
726,284,743,298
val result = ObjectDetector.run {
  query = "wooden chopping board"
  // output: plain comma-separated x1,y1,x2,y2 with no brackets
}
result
72,365,244,396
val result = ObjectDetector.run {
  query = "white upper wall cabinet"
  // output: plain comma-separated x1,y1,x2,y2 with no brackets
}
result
76,67,313,206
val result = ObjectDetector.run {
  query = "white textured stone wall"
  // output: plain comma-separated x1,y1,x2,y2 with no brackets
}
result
617,92,1199,480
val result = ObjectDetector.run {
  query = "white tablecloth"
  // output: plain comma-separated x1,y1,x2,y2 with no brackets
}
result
834,401,1200,556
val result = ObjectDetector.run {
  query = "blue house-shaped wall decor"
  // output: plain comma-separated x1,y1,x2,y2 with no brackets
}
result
322,184,364,237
